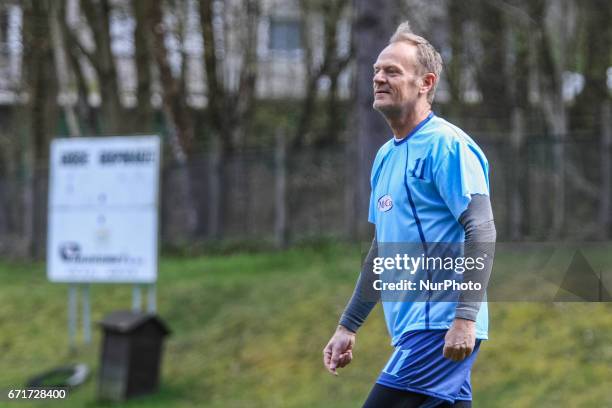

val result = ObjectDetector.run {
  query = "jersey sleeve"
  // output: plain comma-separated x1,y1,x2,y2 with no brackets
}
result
434,140,490,221
368,189,377,224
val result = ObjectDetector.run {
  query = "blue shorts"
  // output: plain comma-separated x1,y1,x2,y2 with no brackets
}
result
376,330,481,407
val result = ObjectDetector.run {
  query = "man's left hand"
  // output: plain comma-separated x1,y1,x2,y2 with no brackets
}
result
443,318,476,361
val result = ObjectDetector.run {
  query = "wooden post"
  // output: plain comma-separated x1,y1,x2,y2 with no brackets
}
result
274,128,288,249
599,101,611,239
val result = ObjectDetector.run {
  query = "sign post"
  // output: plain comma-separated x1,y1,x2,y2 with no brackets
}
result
47,136,161,348
68,284,78,349
82,284,91,343
132,285,142,312
147,284,156,313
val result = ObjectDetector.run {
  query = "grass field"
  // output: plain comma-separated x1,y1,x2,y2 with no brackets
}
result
0,243,611,407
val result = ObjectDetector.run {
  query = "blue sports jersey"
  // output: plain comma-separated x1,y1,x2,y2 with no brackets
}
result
368,112,490,345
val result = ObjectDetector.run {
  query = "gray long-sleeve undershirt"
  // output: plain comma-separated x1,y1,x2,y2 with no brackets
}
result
337,236,379,333
338,194,496,333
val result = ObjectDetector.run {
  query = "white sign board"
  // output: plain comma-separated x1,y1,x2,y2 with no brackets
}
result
47,136,161,283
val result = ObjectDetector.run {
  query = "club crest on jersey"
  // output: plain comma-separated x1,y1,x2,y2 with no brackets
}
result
377,194,393,212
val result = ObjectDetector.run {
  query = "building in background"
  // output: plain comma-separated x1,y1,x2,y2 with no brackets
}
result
0,0,353,109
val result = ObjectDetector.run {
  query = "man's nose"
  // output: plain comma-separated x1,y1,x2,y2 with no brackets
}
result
373,71,386,85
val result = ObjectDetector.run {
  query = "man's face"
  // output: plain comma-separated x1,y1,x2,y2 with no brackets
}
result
372,42,423,117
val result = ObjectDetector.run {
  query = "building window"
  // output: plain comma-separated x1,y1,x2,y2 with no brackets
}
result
268,19,301,52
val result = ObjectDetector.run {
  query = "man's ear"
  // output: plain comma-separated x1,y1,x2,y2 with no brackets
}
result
419,73,436,96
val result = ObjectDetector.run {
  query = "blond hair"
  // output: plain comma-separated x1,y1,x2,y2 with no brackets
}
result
389,21,443,104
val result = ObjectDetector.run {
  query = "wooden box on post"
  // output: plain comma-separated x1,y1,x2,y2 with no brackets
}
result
97,310,170,402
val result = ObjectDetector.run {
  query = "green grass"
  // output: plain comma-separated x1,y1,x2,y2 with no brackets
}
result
0,244,611,407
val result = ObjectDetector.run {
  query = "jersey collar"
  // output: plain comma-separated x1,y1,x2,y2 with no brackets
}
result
393,111,435,146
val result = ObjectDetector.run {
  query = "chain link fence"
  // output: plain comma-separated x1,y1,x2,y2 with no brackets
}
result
0,130,610,258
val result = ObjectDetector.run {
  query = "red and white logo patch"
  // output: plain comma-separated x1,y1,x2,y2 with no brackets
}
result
377,194,393,212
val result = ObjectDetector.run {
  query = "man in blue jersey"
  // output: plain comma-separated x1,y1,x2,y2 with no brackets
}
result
322,21,496,407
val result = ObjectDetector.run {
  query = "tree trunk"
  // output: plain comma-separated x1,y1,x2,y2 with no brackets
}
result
132,0,155,132
199,0,260,239
599,101,612,239
80,0,125,134
148,0,197,243
352,0,394,237
148,0,194,155
509,108,525,240
207,145,223,239
296,0,351,150
21,0,58,258
570,0,612,131
50,0,80,137
446,0,466,119
274,128,288,248
60,9,96,135
531,0,568,238
475,0,511,130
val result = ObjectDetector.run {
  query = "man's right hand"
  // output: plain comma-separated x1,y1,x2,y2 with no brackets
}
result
323,325,355,376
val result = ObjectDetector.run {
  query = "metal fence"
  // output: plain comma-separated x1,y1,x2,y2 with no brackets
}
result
0,130,610,259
